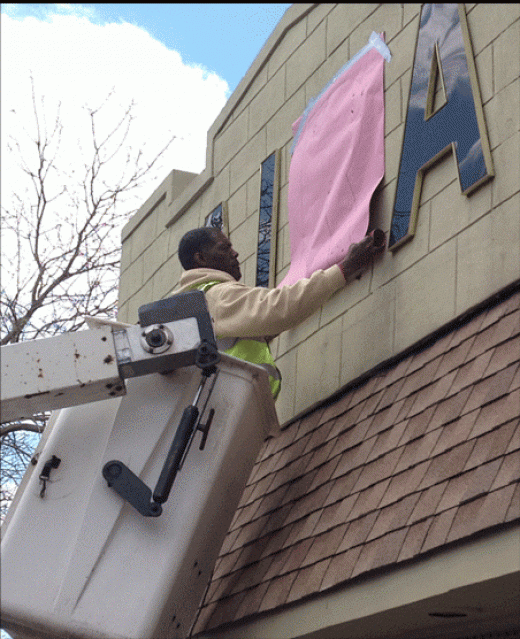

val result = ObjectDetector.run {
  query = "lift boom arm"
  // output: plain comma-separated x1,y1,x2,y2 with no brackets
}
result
1,292,218,424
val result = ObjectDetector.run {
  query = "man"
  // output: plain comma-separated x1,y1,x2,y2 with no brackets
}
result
177,227,385,399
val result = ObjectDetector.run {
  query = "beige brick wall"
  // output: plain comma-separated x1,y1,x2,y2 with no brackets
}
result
118,4,520,425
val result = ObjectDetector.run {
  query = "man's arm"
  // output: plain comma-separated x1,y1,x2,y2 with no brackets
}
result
206,231,385,339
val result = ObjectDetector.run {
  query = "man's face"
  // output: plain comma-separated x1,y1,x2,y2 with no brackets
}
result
196,230,241,280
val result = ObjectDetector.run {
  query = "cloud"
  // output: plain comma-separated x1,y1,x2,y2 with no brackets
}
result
1,9,230,209
1,3,96,19
55,3,97,17
1,3,18,15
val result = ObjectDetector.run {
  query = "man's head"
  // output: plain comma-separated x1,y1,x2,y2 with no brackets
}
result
178,227,241,280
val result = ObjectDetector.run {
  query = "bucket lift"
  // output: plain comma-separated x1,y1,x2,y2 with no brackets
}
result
1,292,279,639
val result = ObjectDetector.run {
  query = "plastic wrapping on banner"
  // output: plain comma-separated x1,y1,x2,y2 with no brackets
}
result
280,33,391,287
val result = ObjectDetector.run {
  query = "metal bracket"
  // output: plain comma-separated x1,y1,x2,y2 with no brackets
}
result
195,340,220,374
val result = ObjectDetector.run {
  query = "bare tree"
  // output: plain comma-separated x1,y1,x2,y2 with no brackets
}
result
1,81,175,518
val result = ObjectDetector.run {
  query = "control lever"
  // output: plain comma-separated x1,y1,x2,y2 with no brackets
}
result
103,461,163,517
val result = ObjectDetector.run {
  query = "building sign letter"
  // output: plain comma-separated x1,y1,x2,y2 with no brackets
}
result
389,4,493,249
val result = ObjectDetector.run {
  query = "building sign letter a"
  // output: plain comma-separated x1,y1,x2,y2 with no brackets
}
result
389,4,493,249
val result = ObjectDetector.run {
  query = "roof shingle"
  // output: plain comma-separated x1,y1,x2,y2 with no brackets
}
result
192,290,520,636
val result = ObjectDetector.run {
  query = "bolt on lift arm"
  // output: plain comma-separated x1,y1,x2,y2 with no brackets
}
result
1,292,219,424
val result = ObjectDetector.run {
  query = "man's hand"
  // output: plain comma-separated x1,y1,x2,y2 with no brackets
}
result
339,229,386,283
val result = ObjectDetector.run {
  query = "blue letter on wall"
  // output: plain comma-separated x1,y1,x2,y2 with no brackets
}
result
389,4,493,249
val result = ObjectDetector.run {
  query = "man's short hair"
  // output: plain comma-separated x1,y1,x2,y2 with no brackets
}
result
178,227,218,270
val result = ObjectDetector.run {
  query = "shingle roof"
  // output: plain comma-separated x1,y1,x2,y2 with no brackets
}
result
192,288,520,635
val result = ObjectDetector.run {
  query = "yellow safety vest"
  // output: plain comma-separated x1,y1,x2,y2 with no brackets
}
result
192,281,282,400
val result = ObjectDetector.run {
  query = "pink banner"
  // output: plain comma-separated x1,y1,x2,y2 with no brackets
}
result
279,34,389,287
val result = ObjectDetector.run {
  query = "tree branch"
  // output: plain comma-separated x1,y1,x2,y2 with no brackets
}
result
1,87,175,516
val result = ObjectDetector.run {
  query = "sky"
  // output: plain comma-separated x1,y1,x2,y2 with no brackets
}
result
1,3,291,212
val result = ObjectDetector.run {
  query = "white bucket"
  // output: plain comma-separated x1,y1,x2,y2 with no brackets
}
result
1,354,279,639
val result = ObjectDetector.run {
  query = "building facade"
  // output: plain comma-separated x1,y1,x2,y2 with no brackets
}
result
117,4,519,638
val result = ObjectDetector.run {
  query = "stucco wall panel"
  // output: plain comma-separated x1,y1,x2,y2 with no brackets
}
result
266,11,307,81
473,42,494,108
119,232,133,278
128,207,159,263
490,137,518,216
239,254,258,290
245,173,261,221
302,39,348,106
234,63,269,120
382,123,405,188
429,178,472,251
403,3,421,28
276,221,290,276
485,79,520,151
467,3,519,55
213,109,249,174
272,309,321,365
419,155,459,208
318,273,372,331
198,173,230,223
456,193,520,315
340,282,396,386
227,183,247,233
370,180,396,236
248,67,286,138
285,21,327,99
494,20,520,94
294,318,342,417
271,347,298,431
394,239,457,353
456,173,493,232
166,204,200,259
120,257,144,306
230,213,261,282
384,14,419,88
124,291,148,326
229,129,267,195
348,4,402,57
384,77,402,137
141,230,169,282
378,199,431,287
306,4,334,37
326,4,377,58
265,82,306,152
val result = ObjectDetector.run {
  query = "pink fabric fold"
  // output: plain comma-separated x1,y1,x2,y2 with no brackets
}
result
279,46,386,287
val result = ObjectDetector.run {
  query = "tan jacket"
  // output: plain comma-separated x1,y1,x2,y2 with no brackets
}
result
177,265,346,339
